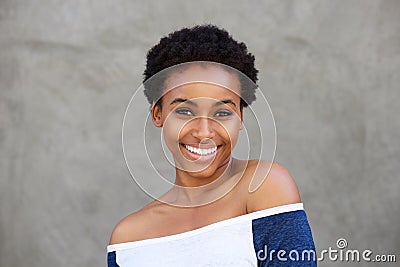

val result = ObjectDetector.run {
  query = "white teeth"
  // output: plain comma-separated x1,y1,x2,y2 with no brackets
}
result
184,145,217,156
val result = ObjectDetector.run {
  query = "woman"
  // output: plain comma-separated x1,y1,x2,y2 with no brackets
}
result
107,25,316,266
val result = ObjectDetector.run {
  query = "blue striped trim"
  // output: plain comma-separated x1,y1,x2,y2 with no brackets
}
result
252,210,317,266
107,251,120,267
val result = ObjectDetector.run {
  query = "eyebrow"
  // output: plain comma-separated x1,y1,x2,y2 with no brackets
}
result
170,98,198,106
215,99,237,107
169,98,237,108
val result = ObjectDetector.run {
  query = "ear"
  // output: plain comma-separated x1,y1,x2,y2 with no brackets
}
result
151,103,163,127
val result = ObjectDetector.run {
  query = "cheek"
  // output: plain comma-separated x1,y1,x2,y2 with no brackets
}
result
217,118,242,146
162,116,184,151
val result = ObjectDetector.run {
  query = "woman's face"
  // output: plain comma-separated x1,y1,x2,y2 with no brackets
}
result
152,64,243,178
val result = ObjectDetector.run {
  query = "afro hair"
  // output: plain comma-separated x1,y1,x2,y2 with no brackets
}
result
143,24,258,108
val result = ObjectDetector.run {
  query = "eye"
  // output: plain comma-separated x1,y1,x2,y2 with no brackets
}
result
214,110,232,117
174,108,194,116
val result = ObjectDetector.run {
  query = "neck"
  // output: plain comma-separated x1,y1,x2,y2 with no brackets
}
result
164,157,236,206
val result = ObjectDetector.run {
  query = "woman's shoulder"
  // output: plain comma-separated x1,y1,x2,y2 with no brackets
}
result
108,160,301,245
242,159,302,213
108,201,161,245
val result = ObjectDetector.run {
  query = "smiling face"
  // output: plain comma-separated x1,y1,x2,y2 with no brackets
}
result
151,64,243,180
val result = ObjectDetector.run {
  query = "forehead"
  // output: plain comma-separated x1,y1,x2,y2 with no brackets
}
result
163,83,241,105
162,64,241,101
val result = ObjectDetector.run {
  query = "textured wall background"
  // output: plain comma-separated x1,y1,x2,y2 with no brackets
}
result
1,1,399,266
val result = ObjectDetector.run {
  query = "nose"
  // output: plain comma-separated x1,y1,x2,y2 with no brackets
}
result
191,117,215,140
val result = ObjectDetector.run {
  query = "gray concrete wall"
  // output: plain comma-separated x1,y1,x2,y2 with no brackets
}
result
1,0,399,266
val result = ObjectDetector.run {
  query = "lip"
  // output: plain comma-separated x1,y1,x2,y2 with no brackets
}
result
179,143,222,162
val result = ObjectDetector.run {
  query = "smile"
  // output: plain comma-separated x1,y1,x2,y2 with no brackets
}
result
183,144,218,156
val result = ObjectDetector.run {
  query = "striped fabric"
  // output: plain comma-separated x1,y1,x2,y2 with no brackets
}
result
107,203,316,266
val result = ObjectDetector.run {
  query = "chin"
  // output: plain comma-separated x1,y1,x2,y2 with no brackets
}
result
174,160,216,176
186,166,220,178
174,153,231,180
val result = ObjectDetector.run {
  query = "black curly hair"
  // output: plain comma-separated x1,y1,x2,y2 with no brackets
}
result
143,24,258,109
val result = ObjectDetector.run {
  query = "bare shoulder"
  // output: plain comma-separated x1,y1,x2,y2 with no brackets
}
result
108,201,159,245
245,160,301,213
